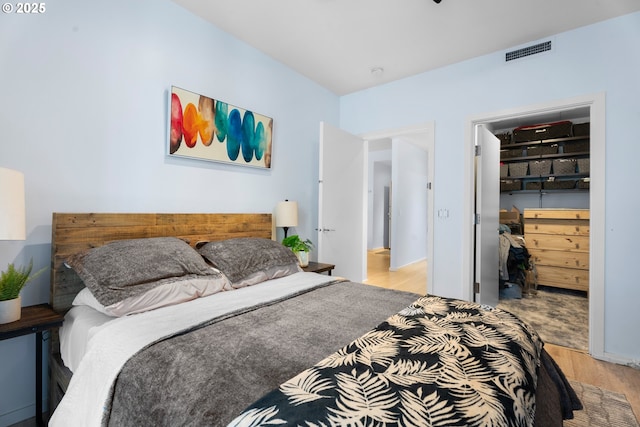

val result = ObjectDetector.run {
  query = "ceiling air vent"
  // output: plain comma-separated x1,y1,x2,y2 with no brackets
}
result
506,41,551,62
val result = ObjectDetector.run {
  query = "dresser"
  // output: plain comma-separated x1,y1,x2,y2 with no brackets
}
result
523,209,589,292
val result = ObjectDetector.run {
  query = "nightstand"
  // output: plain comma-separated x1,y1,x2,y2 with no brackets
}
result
0,304,64,426
302,261,335,275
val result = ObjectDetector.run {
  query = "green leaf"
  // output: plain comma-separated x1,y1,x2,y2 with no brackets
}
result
281,235,313,252
0,259,45,301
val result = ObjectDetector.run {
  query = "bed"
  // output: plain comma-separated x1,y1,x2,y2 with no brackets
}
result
47,213,580,427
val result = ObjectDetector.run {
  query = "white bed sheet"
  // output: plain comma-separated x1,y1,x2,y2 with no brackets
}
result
59,305,114,373
50,272,335,427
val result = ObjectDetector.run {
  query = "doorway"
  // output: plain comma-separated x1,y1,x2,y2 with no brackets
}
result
317,122,435,292
494,119,590,352
362,124,435,294
465,92,605,358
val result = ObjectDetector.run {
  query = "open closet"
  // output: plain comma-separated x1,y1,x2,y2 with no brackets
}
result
495,114,590,352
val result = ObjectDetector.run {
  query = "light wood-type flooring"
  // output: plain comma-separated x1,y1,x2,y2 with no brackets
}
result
364,249,640,423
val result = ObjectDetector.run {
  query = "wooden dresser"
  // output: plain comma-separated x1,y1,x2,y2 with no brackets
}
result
523,209,589,292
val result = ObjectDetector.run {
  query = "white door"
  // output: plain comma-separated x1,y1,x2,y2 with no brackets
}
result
475,125,500,306
318,122,367,282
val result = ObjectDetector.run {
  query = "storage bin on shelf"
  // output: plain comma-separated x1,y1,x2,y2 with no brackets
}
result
496,133,512,145
577,158,590,173
525,182,542,190
577,178,590,189
508,162,528,177
499,207,520,225
553,159,576,175
572,122,590,137
501,147,523,159
563,140,590,153
529,159,552,175
526,144,558,156
513,121,573,142
500,179,521,192
543,180,576,190
500,163,508,178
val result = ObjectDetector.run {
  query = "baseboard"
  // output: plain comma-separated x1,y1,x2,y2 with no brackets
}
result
599,351,640,370
0,403,35,427
0,397,48,427
392,256,427,271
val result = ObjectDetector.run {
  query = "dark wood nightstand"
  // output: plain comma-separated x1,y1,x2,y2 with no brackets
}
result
302,261,336,275
0,304,64,426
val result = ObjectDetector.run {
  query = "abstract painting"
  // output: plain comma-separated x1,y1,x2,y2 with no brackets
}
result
168,86,273,169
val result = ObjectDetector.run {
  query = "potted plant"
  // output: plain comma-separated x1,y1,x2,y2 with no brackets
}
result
281,235,314,267
0,259,44,324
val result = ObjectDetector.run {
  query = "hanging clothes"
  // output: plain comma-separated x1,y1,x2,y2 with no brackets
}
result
499,229,530,286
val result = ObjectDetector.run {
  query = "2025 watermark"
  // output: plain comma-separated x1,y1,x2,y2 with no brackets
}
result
2,3,46,13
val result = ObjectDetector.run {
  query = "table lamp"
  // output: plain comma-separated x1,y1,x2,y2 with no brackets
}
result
0,167,26,241
275,200,298,239
0,167,26,324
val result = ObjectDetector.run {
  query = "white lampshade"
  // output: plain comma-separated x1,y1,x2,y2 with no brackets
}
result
0,167,26,240
275,200,298,227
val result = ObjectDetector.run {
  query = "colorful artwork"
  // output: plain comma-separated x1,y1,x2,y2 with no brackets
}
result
168,86,273,169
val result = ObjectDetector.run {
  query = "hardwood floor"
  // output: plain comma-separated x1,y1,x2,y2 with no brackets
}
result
364,249,427,295
364,249,640,423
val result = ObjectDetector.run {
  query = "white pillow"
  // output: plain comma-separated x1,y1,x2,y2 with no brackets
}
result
72,288,111,315
72,275,232,317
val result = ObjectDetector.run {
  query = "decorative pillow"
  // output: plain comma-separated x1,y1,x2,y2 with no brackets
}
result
72,275,232,317
198,237,301,288
65,237,224,306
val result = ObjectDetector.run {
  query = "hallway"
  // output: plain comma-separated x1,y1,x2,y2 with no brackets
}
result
364,249,427,295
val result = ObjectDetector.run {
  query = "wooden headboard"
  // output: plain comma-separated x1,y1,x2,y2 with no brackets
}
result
50,213,273,314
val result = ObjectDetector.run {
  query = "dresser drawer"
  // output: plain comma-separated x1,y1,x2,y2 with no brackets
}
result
528,249,589,269
526,234,589,252
524,222,589,236
536,265,589,292
524,209,589,220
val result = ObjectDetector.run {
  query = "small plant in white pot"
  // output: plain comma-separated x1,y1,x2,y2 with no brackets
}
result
282,235,314,267
0,260,44,324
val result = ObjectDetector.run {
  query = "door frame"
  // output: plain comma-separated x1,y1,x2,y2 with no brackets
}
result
360,122,435,294
463,93,605,359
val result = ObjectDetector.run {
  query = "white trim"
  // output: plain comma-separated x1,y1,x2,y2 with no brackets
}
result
360,122,436,295
601,351,640,369
588,93,606,360
465,93,605,360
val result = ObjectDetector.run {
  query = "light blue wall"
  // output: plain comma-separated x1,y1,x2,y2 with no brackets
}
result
340,13,640,362
390,139,428,270
0,0,338,424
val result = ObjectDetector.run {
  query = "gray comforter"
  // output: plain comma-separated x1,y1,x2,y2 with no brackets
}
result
107,280,420,426
105,280,576,426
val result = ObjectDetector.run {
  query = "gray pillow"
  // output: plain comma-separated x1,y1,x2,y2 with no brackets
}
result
198,238,301,288
66,237,224,306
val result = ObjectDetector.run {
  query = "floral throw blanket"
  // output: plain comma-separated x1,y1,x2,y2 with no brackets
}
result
230,295,543,427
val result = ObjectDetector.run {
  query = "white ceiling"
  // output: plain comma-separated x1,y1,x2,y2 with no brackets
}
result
171,0,640,96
